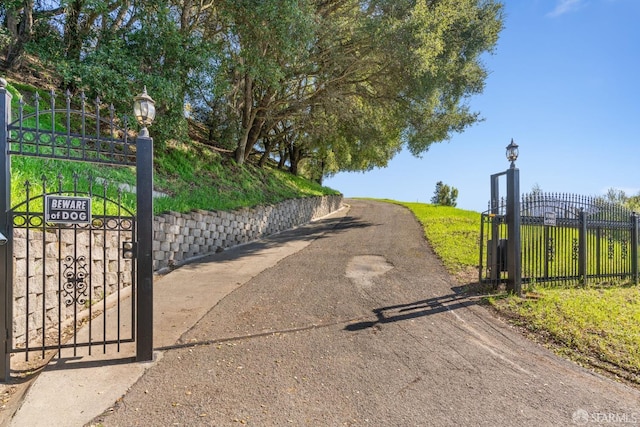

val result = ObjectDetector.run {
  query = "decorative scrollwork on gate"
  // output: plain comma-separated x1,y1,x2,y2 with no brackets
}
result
547,237,555,262
572,238,579,261
62,255,89,307
621,240,628,260
608,236,615,260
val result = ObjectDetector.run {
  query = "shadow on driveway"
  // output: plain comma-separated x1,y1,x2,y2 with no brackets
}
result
344,289,486,332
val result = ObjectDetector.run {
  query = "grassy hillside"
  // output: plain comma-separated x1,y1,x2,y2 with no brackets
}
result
5,79,339,215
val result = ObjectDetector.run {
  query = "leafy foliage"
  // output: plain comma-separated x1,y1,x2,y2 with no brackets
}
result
1,0,504,181
431,181,459,207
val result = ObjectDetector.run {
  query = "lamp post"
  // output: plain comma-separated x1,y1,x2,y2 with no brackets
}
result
133,86,156,137
505,139,522,295
134,87,155,362
506,138,519,168
488,139,522,293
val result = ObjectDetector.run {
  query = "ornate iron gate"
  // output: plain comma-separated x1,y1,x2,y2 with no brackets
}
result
480,193,639,287
0,78,154,381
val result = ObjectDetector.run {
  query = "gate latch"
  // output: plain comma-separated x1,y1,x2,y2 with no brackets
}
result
122,241,137,259
0,232,7,246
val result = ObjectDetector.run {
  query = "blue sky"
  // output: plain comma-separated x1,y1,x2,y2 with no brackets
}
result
323,0,640,212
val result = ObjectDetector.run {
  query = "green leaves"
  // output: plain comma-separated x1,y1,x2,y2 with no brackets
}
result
4,0,504,180
431,181,459,207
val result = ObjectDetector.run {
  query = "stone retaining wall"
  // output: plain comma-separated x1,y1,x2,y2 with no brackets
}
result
10,194,343,347
152,194,343,271
12,227,134,347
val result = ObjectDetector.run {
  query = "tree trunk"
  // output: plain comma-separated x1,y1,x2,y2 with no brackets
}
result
4,0,34,69
63,0,85,62
234,73,254,165
242,88,275,163
278,147,287,169
289,143,302,176
258,137,274,168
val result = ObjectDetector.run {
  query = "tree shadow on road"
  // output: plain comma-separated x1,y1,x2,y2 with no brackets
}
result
172,214,377,272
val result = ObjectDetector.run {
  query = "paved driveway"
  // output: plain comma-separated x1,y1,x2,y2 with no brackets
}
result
93,199,640,426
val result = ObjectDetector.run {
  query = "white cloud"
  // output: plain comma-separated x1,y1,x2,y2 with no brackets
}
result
547,0,585,17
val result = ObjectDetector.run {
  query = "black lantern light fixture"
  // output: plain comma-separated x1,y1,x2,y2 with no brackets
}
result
506,138,519,168
133,86,156,137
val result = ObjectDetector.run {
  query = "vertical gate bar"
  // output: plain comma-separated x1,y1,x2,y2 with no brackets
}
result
579,209,587,284
80,93,87,159
552,222,556,283
66,91,71,159
117,189,122,352
73,187,78,356
524,217,529,283
57,221,62,354
567,221,572,284
544,226,549,280
34,93,40,154
102,181,108,353
56,175,63,355
25,183,30,360
136,134,154,362
95,97,101,160
88,178,93,355
522,222,537,284
596,227,601,277
41,180,47,359
0,78,13,381
532,221,536,282
632,213,638,285
570,222,574,283
131,220,137,342
49,89,55,155
478,214,485,284
568,223,572,283
528,221,533,282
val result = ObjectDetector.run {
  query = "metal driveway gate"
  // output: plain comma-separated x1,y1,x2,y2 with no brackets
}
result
480,192,639,287
0,79,154,381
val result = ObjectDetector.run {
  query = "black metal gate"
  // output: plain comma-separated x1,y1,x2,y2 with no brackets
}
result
0,78,154,381
480,193,639,287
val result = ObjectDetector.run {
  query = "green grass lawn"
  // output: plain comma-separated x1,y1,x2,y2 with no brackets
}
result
395,199,640,387
396,202,480,273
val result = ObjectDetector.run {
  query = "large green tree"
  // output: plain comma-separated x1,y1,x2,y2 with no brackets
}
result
194,0,503,172
2,0,504,176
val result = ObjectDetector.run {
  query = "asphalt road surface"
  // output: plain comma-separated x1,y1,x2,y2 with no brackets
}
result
92,199,640,426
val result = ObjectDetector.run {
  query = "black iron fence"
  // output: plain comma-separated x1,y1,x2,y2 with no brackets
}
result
480,192,639,287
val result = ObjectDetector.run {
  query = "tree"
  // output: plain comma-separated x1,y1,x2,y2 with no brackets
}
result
2,0,504,178
192,0,503,172
431,181,459,207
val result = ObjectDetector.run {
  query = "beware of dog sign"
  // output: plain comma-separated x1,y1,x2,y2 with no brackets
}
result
45,195,92,224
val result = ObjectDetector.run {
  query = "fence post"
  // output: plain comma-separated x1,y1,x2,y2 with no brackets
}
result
136,133,154,362
489,173,502,285
506,166,522,295
578,209,587,284
632,213,638,285
0,78,12,382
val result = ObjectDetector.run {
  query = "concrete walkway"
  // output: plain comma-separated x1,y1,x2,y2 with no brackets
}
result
6,206,348,427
